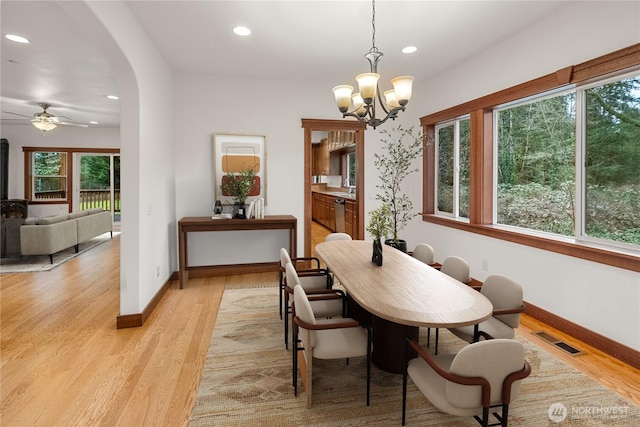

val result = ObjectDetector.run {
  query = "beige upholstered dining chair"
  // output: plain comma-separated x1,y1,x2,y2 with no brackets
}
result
292,283,371,408
324,232,352,241
449,274,526,344
280,248,333,349
322,233,352,284
402,338,531,426
412,243,436,266
428,255,471,354
440,255,471,283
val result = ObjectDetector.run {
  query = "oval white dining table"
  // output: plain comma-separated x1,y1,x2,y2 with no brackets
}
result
315,240,493,373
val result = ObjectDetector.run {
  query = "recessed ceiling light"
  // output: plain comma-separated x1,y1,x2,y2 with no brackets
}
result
402,46,417,54
106,95,119,100
89,121,98,125
233,26,251,36
5,34,30,44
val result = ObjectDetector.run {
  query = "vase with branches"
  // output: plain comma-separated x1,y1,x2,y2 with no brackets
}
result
373,125,424,252
366,204,393,265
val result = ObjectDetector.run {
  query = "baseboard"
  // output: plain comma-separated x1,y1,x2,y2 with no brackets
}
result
185,262,279,278
116,277,172,329
525,301,640,370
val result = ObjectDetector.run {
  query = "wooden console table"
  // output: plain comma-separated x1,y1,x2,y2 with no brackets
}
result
177,215,297,289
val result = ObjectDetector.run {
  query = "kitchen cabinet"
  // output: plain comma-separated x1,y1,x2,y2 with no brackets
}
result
312,138,341,176
345,199,357,238
312,192,357,238
312,139,330,175
328,131,356,152
312,192,336,231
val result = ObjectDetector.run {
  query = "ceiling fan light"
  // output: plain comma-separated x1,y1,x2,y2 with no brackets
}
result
333,85,354,113
355,73,379,104
32,120,57,132
391,76,414,105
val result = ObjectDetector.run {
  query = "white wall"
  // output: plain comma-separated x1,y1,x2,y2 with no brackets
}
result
399,1,640,350
173,73,342,263
61,1,175,316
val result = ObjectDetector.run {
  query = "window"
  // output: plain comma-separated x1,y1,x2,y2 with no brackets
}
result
495,90,576,236
436,117,470,219
23,147,120,210
580,74,640,247
420,43,640,271
33,152,67,200
346,150,357,187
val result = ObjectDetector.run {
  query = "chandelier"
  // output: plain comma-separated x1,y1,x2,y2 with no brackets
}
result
332,0,414,129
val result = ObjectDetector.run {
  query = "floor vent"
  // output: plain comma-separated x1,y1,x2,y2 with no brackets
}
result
533,331,584,356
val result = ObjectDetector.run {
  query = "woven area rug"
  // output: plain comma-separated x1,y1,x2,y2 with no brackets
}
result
0,232,117,273
190,286,639,426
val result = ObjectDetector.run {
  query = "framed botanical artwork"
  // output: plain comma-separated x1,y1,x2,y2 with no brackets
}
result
213,133,267,204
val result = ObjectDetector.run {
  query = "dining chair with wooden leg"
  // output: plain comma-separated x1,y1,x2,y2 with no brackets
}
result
292,284,371,408
449,274,525,344
280,248,333,349
402,337,531,426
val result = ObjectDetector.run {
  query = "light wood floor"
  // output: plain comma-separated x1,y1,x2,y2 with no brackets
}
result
1,232,638,426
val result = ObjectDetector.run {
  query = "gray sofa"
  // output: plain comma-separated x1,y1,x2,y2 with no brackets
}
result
20,208,113,263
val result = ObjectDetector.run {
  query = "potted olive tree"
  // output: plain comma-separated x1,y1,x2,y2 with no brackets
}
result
220,167,256,218
373,126,424,252
366,204,392,266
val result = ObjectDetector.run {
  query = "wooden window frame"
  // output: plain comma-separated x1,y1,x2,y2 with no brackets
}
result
23,147,120,211
420,44,640,273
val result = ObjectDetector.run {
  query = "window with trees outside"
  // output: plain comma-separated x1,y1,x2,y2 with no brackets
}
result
495,90,576,236
495,74,640,249
582,74,640,248
33,152,67,200
346,151,356,187
23,147,120,213
436,116,470,219
420,44,640,271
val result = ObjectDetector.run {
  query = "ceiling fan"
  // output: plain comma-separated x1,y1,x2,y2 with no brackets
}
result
1,102,88,132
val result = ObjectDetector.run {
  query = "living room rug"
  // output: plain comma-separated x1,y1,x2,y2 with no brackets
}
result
0,232,118,274
190,286,639,426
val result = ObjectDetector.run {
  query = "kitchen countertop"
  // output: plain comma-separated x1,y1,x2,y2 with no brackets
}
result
312,188,357,200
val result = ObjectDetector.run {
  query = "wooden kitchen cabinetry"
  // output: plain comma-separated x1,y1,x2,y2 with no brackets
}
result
345,198,357,238
312,139,330,175
312,192,336,231
312,138,340,176
312,192,357,239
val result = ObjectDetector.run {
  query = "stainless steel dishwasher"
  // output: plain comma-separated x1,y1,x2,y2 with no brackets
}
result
334,198,345,233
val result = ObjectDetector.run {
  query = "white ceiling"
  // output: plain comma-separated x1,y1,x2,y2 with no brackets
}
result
1,0,570,129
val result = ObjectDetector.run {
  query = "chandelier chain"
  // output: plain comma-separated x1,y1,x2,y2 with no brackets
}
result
371,0,377,51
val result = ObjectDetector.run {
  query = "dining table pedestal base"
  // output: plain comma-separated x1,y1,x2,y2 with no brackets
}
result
372,315,418,374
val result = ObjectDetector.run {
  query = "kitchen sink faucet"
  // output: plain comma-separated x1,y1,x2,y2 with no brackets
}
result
344,178,355,194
